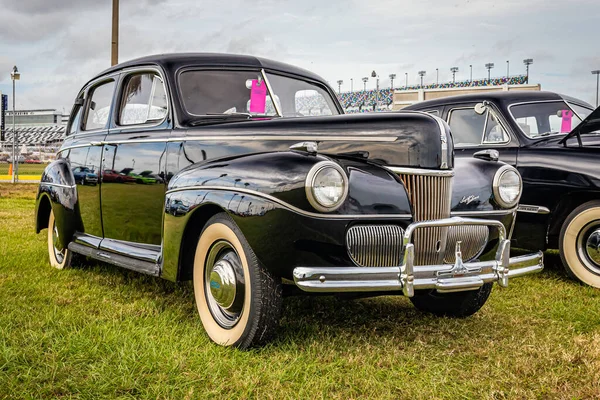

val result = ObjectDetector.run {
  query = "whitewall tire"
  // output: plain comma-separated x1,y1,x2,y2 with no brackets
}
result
193,213,282,348
47,209,73,269
559,201,600,288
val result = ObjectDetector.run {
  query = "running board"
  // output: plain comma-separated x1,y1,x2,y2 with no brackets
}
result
68,242,161,276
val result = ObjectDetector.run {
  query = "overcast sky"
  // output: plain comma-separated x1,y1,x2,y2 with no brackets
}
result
0,0,598,112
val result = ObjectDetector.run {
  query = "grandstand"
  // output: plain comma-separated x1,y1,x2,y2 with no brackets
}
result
335,75,529,113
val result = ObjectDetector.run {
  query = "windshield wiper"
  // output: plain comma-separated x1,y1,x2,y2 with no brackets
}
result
189,113,277,126
534,131,562,138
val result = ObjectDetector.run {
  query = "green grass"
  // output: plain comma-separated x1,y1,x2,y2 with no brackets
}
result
0,163,47,176
1,183,599,399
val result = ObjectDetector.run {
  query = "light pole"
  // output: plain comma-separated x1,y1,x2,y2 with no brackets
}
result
111,0,119,66
436,68,439,85
506,60,510,79
371,70,379,109
389,73,396,89
337,79,343,94
362,77,368,91
592,70,600,107
450,67,459,84
405,72,408,89
485,63,494,83
523,58,533,83
469,64,473,83
418,70,426,89
10,66,20,184
350,78,353,92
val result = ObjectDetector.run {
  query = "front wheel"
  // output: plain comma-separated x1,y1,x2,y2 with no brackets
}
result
47,209,73,269
193,213,282,348
410,283,493,317
559,200,600,288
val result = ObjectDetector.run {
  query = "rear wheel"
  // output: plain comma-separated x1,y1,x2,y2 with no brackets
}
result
47,209,73,269
193,213,282,348
410,283,493,317
559,200,600,288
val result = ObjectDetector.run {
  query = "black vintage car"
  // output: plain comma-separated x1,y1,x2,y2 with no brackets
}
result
406,92,600,288
35,54,543,348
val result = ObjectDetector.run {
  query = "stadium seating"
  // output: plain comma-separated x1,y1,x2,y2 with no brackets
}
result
3,126,66,146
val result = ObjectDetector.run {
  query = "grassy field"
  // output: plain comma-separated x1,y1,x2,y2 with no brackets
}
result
0,163,47,181
1,183,599,399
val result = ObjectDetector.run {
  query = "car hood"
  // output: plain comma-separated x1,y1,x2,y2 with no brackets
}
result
184,112,454,169
559,105,600,144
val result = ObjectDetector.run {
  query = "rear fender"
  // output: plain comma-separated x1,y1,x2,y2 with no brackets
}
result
35,159,82,249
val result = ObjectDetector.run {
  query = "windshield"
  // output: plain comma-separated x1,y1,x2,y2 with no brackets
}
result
509,101,593,139
178,70,339,118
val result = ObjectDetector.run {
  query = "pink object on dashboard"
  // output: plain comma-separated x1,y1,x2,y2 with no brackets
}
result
561,110,573,132
249,79,267,113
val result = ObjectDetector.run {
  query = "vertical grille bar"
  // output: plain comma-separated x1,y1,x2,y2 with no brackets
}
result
397,172,453,265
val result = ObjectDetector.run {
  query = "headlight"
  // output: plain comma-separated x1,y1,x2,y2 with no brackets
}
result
305,161,348,212
493,165,522,208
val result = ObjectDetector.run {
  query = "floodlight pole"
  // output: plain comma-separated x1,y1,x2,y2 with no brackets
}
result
11,66,19,184
350,78,353,92
111,0,119,66
362,77,368,91
593,70,600,107
418,70,426,89
506,60,509,78
337,80,343,94
485,63,494,83
389,73,396,89
436,68,439,85
450,67,459,84
523,58,533,83
405,73,408,89
469,64,472,83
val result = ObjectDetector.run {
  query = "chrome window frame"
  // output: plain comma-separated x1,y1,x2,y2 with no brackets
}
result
113,66,171,131
81,77,118,133
447,105,512,148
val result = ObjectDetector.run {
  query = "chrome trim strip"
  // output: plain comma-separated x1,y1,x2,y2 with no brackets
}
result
386,166,454,177
432,114,449,169
166,185,412,220
451,208,517,216
59,135,398,151
40,182,76,189
517,204,551,214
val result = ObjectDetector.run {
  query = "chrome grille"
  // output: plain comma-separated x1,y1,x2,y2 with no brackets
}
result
346,225,404,267
443,225,489,263
397,171,453,265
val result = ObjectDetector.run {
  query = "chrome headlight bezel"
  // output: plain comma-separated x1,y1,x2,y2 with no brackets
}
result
493,165,522,208
305,161,349,212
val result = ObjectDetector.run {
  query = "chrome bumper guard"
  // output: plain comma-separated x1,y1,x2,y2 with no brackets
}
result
293,217,543,297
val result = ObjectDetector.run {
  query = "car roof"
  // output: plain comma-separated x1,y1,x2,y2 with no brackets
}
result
406,91,592,109
90,53,327,85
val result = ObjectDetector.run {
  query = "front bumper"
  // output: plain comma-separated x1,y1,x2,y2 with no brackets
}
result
293,217,543,297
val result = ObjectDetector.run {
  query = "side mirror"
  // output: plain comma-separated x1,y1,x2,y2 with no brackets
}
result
473,149,499,162
474,103,487,115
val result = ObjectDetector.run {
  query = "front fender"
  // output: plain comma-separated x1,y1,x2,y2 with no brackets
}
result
35,159,82,249
168,151,412,216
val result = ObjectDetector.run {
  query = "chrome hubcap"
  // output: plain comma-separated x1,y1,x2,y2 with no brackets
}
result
585,228,600,268
205,240,245,328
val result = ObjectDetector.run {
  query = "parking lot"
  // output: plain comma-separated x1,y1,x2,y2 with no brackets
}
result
1,183,599,398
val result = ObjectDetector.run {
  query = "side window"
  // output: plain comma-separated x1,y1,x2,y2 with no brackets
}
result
295,89,333,116
448,108,487,145
514,117,538,136
119,73,168,126
84,81,115,131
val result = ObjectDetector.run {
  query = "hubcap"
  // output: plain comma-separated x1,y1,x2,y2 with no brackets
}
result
205,240,245,328
585,228,600,268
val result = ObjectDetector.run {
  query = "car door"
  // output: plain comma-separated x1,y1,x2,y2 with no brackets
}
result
99,68,170,261
62,79,116,246
445,103,519,166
